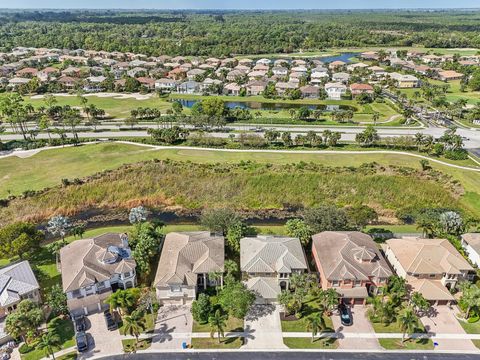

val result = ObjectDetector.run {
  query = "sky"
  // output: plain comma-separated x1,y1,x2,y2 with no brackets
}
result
2,0,480,10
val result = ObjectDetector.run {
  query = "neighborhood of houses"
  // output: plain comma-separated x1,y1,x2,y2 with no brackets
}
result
1,228,480,354
1,47,478,100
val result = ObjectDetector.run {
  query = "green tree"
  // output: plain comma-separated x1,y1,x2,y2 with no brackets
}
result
208,309,227,343
285,219,313,246
172,101,183,114
5,300,43,344
218,281,255,319
37,330,62,360
130,222,164,278
47,215,71,244
345,205,378,230
410,292,430,316
200,98,227,118
355,125,380,146
123,310,146,346
191,293,212,324
46,285,68,317
397,307,419,343
305,313,326,343
0,222,43,259
106,288,141,315
200,208,242,235
303,206,349,233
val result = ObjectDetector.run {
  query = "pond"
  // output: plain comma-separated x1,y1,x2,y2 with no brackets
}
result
174,99,356,112
318,52,359,64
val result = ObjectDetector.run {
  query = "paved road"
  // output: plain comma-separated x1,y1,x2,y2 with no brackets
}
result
99,351,480,360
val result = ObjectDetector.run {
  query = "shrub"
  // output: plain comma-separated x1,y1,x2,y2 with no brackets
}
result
468,315,480,323
444,149,469,160
19,344,33,354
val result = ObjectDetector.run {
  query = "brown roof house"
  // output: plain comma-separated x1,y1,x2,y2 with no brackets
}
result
60,233,136,316
350,83,374,97
240,236,308,304
312,231,392,305
383,237,474,305
154,232,224,306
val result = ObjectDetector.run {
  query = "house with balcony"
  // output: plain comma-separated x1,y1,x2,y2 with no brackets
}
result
240,235,308,304
312,231,392,306
383,237,474,305
60,233,137,316
154,232,224,305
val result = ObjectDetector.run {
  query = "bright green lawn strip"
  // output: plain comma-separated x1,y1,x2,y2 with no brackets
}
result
56,352,77,360
283,337,339,349
281,296,334,332
458,318,480,334
191,337,243,349
379,338,434,350
364,224,418,233
193,316,244,333
122,338,152,352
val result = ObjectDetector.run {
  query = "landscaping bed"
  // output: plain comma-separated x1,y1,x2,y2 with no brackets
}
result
283,337,338,349
122,338,152,352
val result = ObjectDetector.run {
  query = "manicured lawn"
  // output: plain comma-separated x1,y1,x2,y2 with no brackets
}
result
364,224,419,234
371,321,403,333
472,339,480,349
193,316,244,333
191,336,243,349
122,338,152,352
281,297,334,332
119,310,158,335
458,318,480,334
21,317,76,360
283,337,339,349
379,338,434,350
56,352,77,360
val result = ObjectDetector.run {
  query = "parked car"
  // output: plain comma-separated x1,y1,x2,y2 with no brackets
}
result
73,315,86,332
103,309,118,331
75,331,88,353
339,303,353,326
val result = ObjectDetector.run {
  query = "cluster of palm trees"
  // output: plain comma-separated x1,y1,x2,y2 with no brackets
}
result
459,282,480,321
368,276,428,343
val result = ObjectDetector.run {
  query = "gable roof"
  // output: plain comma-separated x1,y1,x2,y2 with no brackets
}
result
154,232,224,288
385,237,473,275
60,233,136,292
240,236,307,274
312,231,392,281
462,233,480,254
0,261,39,307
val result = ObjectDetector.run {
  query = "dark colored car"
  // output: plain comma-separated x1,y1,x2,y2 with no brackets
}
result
75,331,88,353
339,303,353,326
73,315,86,332
104,309,118,331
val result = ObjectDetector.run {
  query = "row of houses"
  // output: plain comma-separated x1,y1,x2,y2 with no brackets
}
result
46,230,480,316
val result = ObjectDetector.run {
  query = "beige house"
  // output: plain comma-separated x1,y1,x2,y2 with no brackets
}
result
389,72,420,88
312,231,392,305
60,233,137,316
383,237,474,305
240,236,308,304
154,232,224,305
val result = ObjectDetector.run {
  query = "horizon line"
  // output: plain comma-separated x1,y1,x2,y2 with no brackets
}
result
1,7,480,11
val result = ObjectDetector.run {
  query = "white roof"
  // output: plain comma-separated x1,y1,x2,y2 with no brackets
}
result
0,261,39,307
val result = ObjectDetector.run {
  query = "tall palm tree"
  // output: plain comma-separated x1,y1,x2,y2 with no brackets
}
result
37,331,62,360
123,311,146,347
208,309,227,343
398,307,419,343
305,313,326,343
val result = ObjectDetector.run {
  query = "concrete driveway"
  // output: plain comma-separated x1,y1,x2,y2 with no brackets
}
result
421,305,477,351
242,304,286,349
331,305,381,350
150,305,192,350
78,312,123,359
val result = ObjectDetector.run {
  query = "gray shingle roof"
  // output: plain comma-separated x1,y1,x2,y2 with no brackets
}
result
241,236,307,274
0,261,39,307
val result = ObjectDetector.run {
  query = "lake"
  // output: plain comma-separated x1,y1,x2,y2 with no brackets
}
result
319,52,359,63
174,99,356,112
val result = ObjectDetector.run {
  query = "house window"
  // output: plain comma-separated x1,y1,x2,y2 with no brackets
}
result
354,280,361,287
171,285,181,293
429,274,436,278
72,289,81,298
331,280,339,287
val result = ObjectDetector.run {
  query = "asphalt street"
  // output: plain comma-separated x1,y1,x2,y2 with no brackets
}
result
100,351,480,360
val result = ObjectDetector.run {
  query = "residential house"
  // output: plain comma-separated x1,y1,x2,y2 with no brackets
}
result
438,70,463,81
461,233,480,268
246,80,267,96
325,82,347,100
224,83,242,96
8,77,30,89
350,83,374,97
329,61,346,70
332,72,350,84
16,67,38,78
389,73,420,88
300,85,320,99
256,58,271,66
154,232,224,305
0,261,41,317
272,67,288,77
137,77,156,90
187,68,206,80
155,78,178,91
312,231,391,305
176,80,201,94
57,76,76,89
240,235,308,304
227,69,246,82
275,81,298,96
83,76,106,92
60,233,137,316
368,66,387,79
383,237,474,305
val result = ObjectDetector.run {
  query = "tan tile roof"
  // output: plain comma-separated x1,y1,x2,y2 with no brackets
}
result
408,278,454,301
385,237,473,275
240,236,307,274
60,233,136,293
312,231,392,281
246,277,281,300
154,232,224,288
462,233,480,254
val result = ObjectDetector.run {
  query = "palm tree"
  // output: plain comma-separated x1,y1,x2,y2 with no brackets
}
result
319,289,339,315
398,307,419,343
410,292,430,316
208,309,227,343
372,112,380,125
106,290,138,316
305,313,326,343
123,311,146,347
37,331,62,360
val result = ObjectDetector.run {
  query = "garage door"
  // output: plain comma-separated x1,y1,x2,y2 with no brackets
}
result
437,300,449,306
354,298,364,305
343,298,351,305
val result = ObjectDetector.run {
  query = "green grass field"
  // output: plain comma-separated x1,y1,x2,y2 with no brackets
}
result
193,316,244,333
378,338,434,350
191,337,243,349
283,337,339,349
